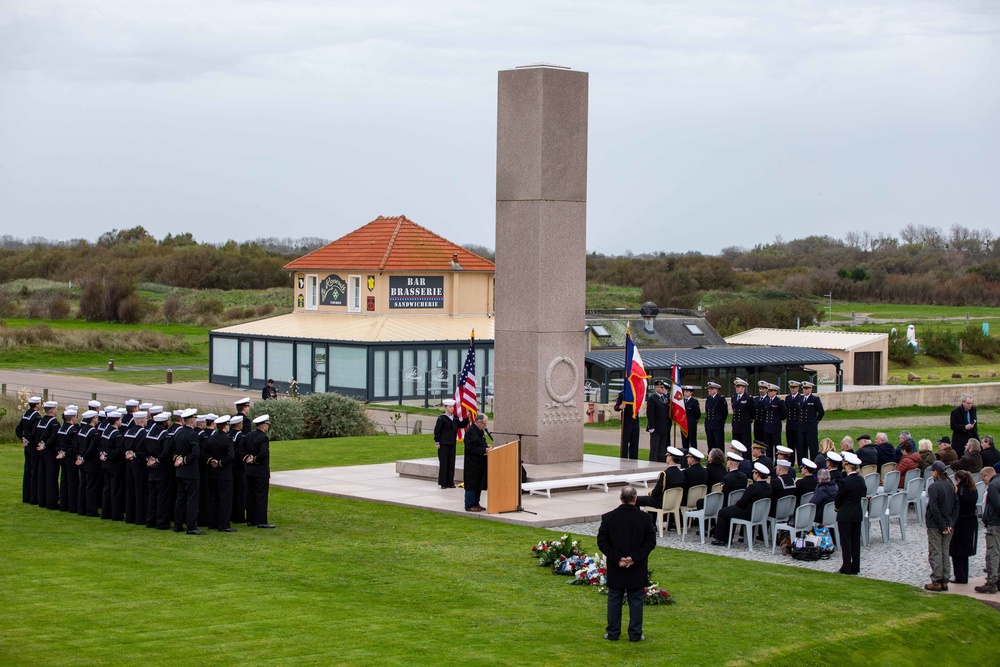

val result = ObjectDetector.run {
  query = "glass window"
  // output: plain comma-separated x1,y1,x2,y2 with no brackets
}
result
402,349,417,397
212,337,238,377
306,275,318,310
349,275,361,313
296,343,312,387
266,342,293,385
252,340,266,381
329,345,367,389
373,350,386,398
388,350,400,397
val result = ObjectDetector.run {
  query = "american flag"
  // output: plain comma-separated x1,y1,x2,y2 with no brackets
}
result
453,332,477,441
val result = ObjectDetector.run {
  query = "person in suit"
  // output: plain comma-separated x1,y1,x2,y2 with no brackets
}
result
799,382,825,460
17,396,42,505
614,390,640,460
245,414,275,529
703,382,728,452
205,415,237,532
682,448,708,506
171,409,203,534
433,399,469,489
761,384,786,458
835,453,867,575
950,394,979,458
784,381,802,460
637,447,685,509
712,462,772,545
752,381,768,445
463,413,492,512
143,412,173,530
681,386,701,450
597,486,656,643
645,380,670,463
730,379,754,455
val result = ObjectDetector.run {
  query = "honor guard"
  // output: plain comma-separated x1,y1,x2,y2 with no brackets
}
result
171,408,203,534
245,414,276,529
681,386,701,450
614,390,641,460
761,384,787,457
99,411,125,520
205,415,237,532
143,411,174,530
753,380,769,444
17,396,42,504
799,381,825,460
76,410,102,516
703,382,728,452
730,378,755,454
35,401,61,510
123,411,149,525
229,413,248,525
56,408,80,513
784,381,802,459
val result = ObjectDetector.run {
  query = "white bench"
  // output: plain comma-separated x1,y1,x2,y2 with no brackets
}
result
522,470,662,498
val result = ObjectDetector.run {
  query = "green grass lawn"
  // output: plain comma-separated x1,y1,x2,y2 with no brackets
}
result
2,436,998,666
586,283,643,310
51,369,209,385
831,302,1000,320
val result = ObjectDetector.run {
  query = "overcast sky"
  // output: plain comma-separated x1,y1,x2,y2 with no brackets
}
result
1,1,997,256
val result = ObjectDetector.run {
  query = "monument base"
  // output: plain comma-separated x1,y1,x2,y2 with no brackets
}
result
395,454,666,486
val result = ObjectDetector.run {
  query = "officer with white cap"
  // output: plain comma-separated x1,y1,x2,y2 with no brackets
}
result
731,440,753,478
785,381,802,456
205,414,237,532
229,414,248,525
681,386,701,451
433,399,469,489
795,458,819,500
637,447,686,512
682,448,707,506
835,451,867,575
769,459,797,517
721,451,749,505
799,381,825,460
99,411,126,520
775,445,796,478
123,410,149,525
17,396,43,504
56,407,80,513
143,411,174,529
825,450,844,481
712,461,773,546
245,414,275,528
703,381,728,451
76,410,102,517
730,379,754,453
761,383,786,458
35,400,62,510
172,408,203,534
753,381,769,444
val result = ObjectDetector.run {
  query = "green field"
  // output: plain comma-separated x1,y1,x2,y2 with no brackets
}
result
831,302,1000,320
2,434,998,666
585,283,644,310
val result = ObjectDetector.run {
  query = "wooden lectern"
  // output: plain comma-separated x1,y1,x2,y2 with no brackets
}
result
486,440,520,514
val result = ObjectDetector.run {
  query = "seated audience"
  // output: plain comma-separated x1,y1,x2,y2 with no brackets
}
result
917,439,936,471
894,440,922,488
951,439,983,473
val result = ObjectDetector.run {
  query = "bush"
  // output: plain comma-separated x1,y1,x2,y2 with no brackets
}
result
0,291,20,317
46,293,70,319
78,271,143,323
162,295,182,322
960,325,1000,360
888,330,916,364
301,392,376,439
705,298,821,335
248,398,304,442
921,328,961,362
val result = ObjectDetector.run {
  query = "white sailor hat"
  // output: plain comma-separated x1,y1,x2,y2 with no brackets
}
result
149,405,163,414
253,414,270,425
666,446,685,458
754,462,770,475
682,385,697,391
133,411,147,419
442,399,456,406
731,440,747,453
29,396,42,403
776,445,793,455
776,459,792,468
153,413,170,422
687,448,705,459
180,408,198,419
727,452,743,462
88,400,102,408
98,410,106,417
105,406,118,412
230,415,244,424
234,398,251,406
802,381,815,388
802,458,818,470
757,380,769,388
215,415,230,424
195,414,206,421
125,400,139,407
788,380,801,387
173,409,185,417
107,411,122,419
43,401,58,409
827,451,843,463
203,414,218,422
707,382,721,389
768,384,779,391
81,410,98,420
843,452,862,466
140,402,152,410
64,409,78,417
734,378,748,386
66,404,78,411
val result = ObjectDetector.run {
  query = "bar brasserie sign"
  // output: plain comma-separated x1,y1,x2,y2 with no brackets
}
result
389,276,444,309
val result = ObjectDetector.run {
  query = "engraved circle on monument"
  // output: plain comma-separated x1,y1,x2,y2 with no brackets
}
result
543,356,581,424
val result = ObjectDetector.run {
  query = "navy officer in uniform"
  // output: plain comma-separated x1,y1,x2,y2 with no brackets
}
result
752,380,768,445
784,381,802,459
637,446,685,510
681,386,701,450
799,381,825,460
730,378,755,457
761,383,786,458
614,390,641,460
703,381,728,452
712,462,773,546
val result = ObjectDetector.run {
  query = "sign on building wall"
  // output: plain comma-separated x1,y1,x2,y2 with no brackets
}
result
388,276,444,309
320,274,348,306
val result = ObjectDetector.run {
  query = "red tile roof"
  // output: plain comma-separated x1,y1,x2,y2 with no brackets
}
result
283,215,495,273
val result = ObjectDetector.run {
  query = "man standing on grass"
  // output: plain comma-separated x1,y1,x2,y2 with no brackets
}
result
99,411,125,520
172,408,203,534
598,486,656,643
56,408,80,513
17,396,42,505
245,414,275,529
975,467,1000,595
123,411,149,526
35,400,61,510
143,412,173,530
925,461,959,591
950,394,978,458
230,413,248,525
799,382,824,460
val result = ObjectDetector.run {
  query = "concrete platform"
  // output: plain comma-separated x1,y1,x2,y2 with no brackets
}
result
272,454,664,527
394,453,666,483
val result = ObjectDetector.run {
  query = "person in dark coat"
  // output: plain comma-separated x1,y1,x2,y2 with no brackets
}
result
703,382,728,452
462,414,491,512
34,401,61,510
205,416,237,532
433,399,469,488
645,381,670,463
811,469,839,518
951,439,984,474
835,453,867,575
784,381,803,460
56,408,80,513
171,409,203,534
950,470,979,585
597,486,656,643
681,386,701,450
245,414,275,529
614,390,640,460
261,379,278,400
825,450,844,482
123,412,149,525
751,442,773,482
795,458,819,501
17,397,43,505
143,412,173,529
936,437,959,467
637,449,685,509
980,436,1000,470
99,412,125,520
873,433,896,470
799,382,824,460
761,384,787,458
76,411,102,517
752,381,768,446
229,414,248,525
950,394,979,458
681,449,708,506
925,461,960,591
856,435,879,468
730,379,755,454
769,460,797,517
712,462,772,545
705,448,727,491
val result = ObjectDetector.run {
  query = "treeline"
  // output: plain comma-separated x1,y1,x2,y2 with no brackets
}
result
0,227,328,291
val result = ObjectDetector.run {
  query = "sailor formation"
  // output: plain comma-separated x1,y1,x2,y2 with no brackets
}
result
15,396,275,535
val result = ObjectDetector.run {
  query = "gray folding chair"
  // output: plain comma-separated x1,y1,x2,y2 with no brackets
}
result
765,495,797,541
905,476,925,524
865,493,890,545
863,473,880,497
903,468,921,488
819,502,840,552
773,503,817,554
727,488,745,507
682,492,723,544
800,491,814,506
729,498,771,551
886,491,907,541
879,470,900,495
976,481,986,515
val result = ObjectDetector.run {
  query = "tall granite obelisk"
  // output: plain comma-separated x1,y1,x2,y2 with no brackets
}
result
493,64,588,465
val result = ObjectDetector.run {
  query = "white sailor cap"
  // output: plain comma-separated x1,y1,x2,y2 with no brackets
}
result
776,459,792,468
253,414,270,425
687,448,705,459
107,411,122,419
66,404,78,411
98,410,106,417
731,440,747,453
132,411,147,419
234,398,251,406
768,384,779,391
105,406,118,412
43,401,58,409
149,405,163,414
230,415,244,424
139,402,152,410
802,381,815,388
754,462,770,475
173,410,185,417
88,400,102,408
827,451,843,463
667,446,685,458
802,458,818,470
125,400,139,407
81,410,98,420
203,414,218,422
682,385,697,391
153,413,170,422
776,445,793,455
180,408,198,419
843,452,862,466
442,399,456,406
195,414,206,422
64,409,78,417
707,382,721,389
788,381,801,387
757,380,769,388
215,414,230,424
727,452,743,462
734,378,748,386
29,396,42,403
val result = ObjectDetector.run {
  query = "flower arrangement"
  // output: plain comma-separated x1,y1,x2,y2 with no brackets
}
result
531,534,584,568
643,584,675,605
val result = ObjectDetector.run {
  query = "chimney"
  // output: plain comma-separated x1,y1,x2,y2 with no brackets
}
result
640,301,659,334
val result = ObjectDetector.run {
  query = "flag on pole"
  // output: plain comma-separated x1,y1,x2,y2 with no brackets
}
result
670,361,688,437
624,329,650,417
453,331,477,441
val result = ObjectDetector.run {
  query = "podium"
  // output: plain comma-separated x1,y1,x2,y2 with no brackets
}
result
486,440,520,514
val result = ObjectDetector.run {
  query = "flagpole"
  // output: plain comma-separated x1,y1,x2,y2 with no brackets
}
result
620,328,627,459
672,353,679,452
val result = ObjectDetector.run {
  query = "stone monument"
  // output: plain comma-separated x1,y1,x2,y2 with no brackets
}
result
493,64,588,465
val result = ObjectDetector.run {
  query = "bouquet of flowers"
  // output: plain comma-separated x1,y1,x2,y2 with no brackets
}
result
553,554,591,576
569,553,607,587
643,584,675,605
531,534,584,568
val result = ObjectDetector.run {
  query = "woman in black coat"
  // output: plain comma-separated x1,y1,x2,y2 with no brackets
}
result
705,449,727,490
950,470,979,584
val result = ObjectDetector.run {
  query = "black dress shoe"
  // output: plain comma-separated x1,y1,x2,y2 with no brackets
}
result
186,529,206,535
258,524,276,529
603,633,619,641
629,635,646,642
173,527,184,533
219,528,238,533
446,485,457,488
710,540,726,546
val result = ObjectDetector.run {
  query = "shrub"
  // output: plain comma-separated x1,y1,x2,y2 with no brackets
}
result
960,325,1000,360
301,392,376,439
248,398,304,442
78,271,143,323
921,328,961,362
888,330,916,364
162,295,182,322
255,303,275,317
45,293,70,319
0,291,20,317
